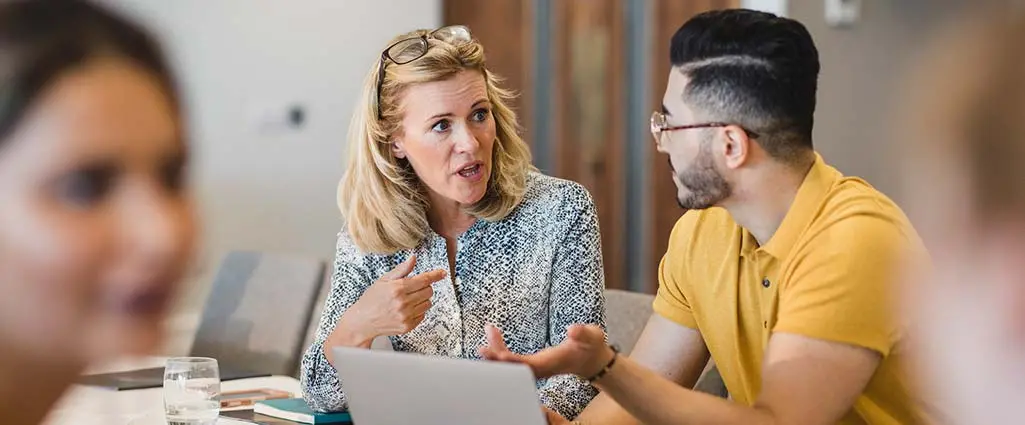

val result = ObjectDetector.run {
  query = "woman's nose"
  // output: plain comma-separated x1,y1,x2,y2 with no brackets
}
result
453,125,481,153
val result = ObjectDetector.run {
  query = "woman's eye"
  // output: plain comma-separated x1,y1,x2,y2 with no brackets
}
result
472,108,490,122
56,166,115,208
161,156,187,193
431,120,451,133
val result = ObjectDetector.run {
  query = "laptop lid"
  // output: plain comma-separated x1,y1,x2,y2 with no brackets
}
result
78,366,269,391
332,347,547,425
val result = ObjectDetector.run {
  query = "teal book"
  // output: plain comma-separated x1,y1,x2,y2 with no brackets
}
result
253,398,352,424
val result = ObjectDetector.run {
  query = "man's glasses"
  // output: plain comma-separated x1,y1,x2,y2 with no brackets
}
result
375,25,473,119
650,111,760,143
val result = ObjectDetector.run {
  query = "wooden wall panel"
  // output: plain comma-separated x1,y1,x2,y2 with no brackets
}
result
550,0,626,290
443,0,534,144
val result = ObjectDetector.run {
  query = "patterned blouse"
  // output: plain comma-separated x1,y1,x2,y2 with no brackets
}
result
300,172,607,419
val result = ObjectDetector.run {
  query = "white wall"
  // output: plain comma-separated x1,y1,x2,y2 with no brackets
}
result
101,0,441,317
742,0,787,16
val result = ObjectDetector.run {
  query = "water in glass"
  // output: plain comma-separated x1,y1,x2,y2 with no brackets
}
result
164,357,221,425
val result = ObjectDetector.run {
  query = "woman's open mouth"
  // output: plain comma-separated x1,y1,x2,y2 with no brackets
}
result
457,163,484,181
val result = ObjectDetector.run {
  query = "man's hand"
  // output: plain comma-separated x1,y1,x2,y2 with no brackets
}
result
571,315,711,425
479,323,614,379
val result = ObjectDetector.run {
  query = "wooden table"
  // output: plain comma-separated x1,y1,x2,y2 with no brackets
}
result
44,357,301,425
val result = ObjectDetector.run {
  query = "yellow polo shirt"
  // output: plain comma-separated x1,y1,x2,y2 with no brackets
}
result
654,155,929,424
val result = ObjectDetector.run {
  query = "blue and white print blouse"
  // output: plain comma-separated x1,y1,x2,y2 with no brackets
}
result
300,172,607,419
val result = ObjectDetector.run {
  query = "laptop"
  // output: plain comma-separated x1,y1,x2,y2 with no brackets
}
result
79,365,269,391
332,347,547,425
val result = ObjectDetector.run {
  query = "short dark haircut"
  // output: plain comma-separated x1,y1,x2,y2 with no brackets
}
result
671,9,819,163
0,0,178,146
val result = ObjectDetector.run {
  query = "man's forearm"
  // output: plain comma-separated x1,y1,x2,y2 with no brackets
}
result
592,355,775,425
573,393,642,425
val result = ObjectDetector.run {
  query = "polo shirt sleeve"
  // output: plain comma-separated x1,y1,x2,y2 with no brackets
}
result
773,214,907,357
653,215,699,329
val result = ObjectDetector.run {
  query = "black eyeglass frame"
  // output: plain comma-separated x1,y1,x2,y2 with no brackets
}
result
375,25,472,120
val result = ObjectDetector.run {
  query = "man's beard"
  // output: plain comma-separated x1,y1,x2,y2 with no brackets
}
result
673,145,731,210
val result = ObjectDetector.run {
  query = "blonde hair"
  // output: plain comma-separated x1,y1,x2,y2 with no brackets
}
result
338,28,534,254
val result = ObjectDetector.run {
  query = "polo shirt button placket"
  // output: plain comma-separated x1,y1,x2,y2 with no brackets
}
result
762,278,771,329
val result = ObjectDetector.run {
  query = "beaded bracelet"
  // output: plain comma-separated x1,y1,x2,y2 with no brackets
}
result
585,345,619,383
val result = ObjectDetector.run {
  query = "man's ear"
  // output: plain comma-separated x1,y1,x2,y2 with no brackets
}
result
721,125,752,169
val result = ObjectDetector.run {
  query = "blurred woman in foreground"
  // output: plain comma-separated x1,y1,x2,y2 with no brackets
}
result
899,11,1025,425
0,2,195,423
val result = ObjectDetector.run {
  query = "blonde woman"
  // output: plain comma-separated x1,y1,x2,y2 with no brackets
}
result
300,26,606,419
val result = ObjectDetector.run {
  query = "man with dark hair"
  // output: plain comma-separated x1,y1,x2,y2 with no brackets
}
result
482,9,931,424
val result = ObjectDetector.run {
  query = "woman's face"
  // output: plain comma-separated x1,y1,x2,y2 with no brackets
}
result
0,59,196,363
392,69,495,207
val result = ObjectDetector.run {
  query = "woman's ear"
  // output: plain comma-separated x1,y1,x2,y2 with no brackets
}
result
391,139,407,159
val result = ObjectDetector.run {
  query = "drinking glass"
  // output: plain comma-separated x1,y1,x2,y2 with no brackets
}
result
163,357,221,425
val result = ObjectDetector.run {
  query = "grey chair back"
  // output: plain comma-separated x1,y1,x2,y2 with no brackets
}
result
190,251,326,377
604,289,654,354
301,269,334,356
605,288,728,398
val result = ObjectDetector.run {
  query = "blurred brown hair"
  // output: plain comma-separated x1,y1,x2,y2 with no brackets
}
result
0,0,179,144
963,19,1025,219
902,13,1025,228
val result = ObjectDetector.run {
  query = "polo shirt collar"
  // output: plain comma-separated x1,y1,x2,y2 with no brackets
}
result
746,153,839,260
